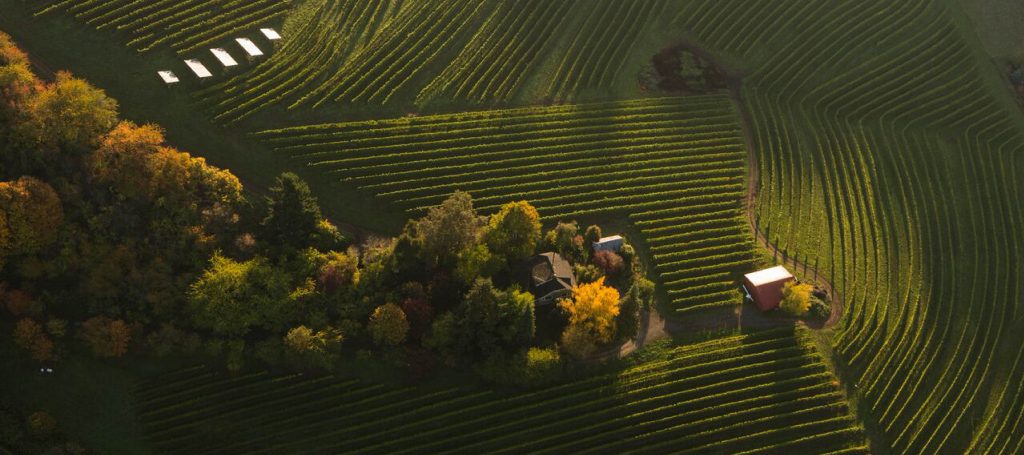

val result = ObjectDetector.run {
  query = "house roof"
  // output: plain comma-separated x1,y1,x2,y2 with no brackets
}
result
744,266,793,287
526,253,575,300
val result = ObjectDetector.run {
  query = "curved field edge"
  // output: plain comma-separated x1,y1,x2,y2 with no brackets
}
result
673,0,1024,452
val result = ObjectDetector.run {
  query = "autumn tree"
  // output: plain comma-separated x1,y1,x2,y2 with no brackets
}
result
0,32,38,129
401,297,434,341
0,176,63,257
316,250,359,293
13,318,54,362
78,317,132,358
484,201,541,264
27,71,117,148
262,172,324,251
583,225,602,248
188,254,303,337
284,325,343,368
592,250,625,278
415,191,483,268
780,281,813,317
368,303,409,346
559,277,621,359
544,221,586,263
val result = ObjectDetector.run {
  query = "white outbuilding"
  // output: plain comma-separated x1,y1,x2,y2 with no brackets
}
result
593,235,625,252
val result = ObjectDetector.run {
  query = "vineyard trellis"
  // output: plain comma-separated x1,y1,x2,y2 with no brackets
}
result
257,95,757,314
134,329,867,454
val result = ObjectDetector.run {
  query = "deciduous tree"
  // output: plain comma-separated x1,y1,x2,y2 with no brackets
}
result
485,201,541,264
454,279,535,359
0,176,63,256
188,254,301,337
27,71,117,148
559,277,620,359
13,318,54,362
78,317,132,358
368,303,409,346
415,191,483,268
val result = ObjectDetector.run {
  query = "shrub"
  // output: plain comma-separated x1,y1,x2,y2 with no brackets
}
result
26,411,55,438
780,281,813,317
808,297,831,320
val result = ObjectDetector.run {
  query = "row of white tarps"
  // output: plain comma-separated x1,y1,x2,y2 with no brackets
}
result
159,28,280,84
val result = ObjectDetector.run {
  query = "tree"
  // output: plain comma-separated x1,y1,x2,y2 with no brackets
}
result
316,251,359,293
0,176,63,257
559,277,621,359
188,254,301,337
27,71,117,148
484,201,541,264
544,221,586,263
284,325,343,368
583,225,602,249
454,279,535,359
262,172,323,250
78,317,132,358
454,243,504,285
615,284,642,341
592,250,625,278
415,191,483,268
368,303,409,346
780,281,813,317
401,297,434,341
13,318,54,362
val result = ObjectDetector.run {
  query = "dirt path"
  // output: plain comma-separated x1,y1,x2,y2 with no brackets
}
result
727,83,844,329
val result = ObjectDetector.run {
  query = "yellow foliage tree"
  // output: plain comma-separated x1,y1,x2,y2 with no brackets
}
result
559,277,621,359
13,318,54,362
368,303,409,347
780,281,813,317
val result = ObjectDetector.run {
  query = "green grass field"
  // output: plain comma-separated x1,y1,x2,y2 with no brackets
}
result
5,0,1024,453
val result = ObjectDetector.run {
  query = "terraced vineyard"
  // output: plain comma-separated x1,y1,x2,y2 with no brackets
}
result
136,329,867,454
545,0,670,103
196,0,403,123
257,95,756,313
671,0,1024,452
34,0,291,54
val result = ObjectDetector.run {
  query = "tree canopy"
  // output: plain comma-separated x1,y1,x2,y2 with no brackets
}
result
484,201,541,264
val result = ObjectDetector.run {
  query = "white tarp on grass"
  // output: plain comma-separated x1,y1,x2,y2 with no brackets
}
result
210,48,239,67
184,59,212,78
236,38,264,57
260,28,282,40
157,70,180,84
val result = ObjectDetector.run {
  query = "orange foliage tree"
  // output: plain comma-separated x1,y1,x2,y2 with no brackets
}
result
0,176,63,257
79,316,132,358
13,318,55,362
558,277,621,359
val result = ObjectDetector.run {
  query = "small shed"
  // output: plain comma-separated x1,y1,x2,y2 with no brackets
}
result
524,253,576,306
210,48,239,68
157,70,180,86
184,59,212,79
742,266,794,311
593,235,624,252
236,38,264,58
260,28,282,41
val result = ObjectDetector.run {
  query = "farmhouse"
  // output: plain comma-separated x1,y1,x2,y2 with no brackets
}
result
524,253,576,305
593,235,624,252
742,266,794,311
